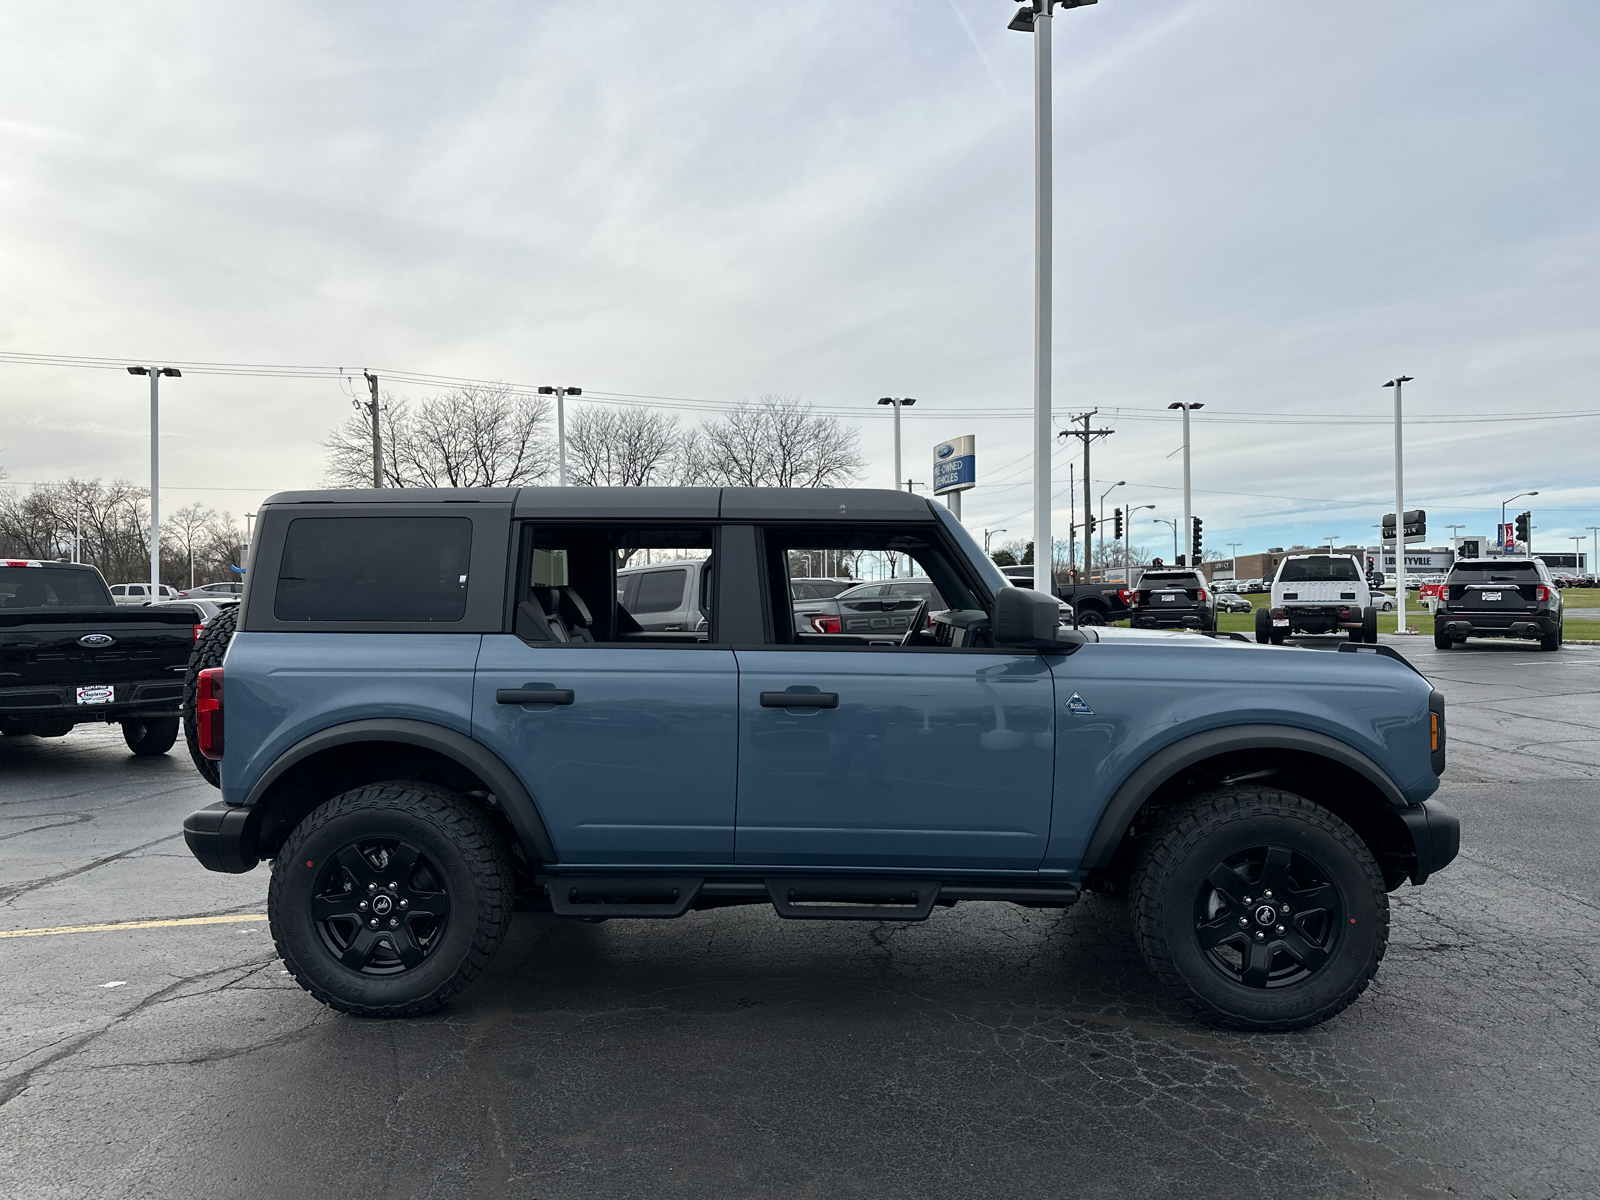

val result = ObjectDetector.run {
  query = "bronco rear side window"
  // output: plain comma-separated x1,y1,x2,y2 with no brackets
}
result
275,517,472,622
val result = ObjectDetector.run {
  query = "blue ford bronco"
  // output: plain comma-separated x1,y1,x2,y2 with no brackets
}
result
182,487,1458,1030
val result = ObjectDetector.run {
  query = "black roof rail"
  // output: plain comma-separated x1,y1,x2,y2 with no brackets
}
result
1337,642,1424,677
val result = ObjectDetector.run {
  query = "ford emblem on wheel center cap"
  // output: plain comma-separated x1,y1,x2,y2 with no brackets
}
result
78,633,115,647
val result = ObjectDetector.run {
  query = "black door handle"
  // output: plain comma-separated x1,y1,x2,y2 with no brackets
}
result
497,687,575,705
760,691,838,709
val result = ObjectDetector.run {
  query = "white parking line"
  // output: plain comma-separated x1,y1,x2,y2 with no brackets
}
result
0,914,267,940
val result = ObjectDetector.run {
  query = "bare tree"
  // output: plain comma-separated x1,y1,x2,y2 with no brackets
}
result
324,383,555,488
163,502,214,588
680,395,862,488
567,405,682,486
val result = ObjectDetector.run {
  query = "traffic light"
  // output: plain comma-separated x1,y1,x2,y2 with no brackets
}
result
1175,554,1186,567
1085,513,1096,537
1191,516,1203,562
1515,511,1531,545
1113,508,1124,539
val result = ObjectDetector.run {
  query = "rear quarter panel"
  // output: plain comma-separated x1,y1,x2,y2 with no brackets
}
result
219,632,483,804
1043,636,1437,871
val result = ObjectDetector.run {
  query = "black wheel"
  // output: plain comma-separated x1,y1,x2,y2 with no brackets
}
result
1270,629,1286,646
1076,607,1107,627
123,717,179,756
1540,624,1562,651
1363,609,1378,644
1129,787,1388,1031
1254,607,1271,644
1433,628,1452,650
182,606,236,787
269,782,513,1017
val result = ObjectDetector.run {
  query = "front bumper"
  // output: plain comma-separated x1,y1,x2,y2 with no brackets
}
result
183,801,261,874
1398,800,1461,885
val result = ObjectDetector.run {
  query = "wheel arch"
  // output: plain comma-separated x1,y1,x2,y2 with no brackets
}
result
1081,725,1420,891
241,719,557,868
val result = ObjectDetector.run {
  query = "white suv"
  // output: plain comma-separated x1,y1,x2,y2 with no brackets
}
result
1256,554,1377,644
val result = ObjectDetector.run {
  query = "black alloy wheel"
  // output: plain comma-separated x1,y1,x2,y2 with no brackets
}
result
1076,608,1106,626
270,781,513,1017
1130,786,1388,1031
310,838,451,974
1192,845,1343,990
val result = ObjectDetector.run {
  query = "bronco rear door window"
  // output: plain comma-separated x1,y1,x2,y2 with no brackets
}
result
275,516,472,622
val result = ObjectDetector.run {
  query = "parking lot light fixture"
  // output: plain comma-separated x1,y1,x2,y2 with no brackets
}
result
1167,403,1203,572
877,397,916,490
1126,503,1155,586
537,386,583,486
126,366,181,595
984,528,1007,557
1589,527,1600,580
1501,491,1538,546
1383,376,1413,632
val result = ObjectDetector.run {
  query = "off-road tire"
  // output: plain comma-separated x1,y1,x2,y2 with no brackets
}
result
1076,607,1106,627
123,717,179,756
182,605,236,787
269,782,513,1018
1129,786,1389,1032
1433,628,1452,650
1540,623,1562,652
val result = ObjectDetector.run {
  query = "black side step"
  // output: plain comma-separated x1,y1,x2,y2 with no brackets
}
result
766,877,940,921
546,876,704,918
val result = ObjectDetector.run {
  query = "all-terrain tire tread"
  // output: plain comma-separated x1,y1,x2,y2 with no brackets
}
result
181,606,236,787
268,781,513,1018
1128,786,1389,1032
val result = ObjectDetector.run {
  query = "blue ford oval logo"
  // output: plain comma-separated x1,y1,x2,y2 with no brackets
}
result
78,633,115,648
937,443,955,459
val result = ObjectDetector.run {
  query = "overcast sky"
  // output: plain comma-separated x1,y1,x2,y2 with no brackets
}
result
2,1,1597,562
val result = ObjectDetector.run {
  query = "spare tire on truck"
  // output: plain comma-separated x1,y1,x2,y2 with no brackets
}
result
182,605,237,787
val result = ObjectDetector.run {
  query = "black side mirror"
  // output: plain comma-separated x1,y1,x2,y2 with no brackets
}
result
992,586,1064,648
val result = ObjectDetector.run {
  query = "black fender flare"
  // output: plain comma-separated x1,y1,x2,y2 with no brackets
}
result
243,718,558,863
1080,723,1408,870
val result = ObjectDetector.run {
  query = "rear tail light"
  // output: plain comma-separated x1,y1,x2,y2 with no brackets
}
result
196,668,224,760
1118,589,1131,606
1339,607,1351,620
192,624,204,644
810,615,841,634
1536,585,1550,601
1198,589,1208,602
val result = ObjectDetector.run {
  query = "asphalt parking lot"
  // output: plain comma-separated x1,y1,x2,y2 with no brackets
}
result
2,636,1597,1200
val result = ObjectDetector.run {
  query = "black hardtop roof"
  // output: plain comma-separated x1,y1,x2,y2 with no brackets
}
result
261,486,939,522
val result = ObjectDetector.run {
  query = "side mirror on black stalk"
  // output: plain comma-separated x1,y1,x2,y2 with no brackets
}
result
992,586,1070,647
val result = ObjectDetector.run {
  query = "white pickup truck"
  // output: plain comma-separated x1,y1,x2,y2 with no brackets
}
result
1255,554,1378,645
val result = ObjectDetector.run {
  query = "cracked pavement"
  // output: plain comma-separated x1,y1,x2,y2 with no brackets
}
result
1,636,1597,1199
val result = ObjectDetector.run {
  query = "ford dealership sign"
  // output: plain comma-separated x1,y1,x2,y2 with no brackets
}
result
932,435,976,495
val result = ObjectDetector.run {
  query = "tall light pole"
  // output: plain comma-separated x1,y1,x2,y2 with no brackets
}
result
126,366,180,594
1098,480,1124,581
877,397,917,489
1167,402,1203,565
1572,537,1585,571
1383,376,1413,633
1588,527,1600,580
537,386,583,486
1127,503,1155,589
1008,0,1097,595
1323,535,1340,554
1156,517,1178,562
1501,491,1537,549
984,528,1008,558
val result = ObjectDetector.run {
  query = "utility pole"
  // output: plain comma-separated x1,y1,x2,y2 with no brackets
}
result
1057,411,1114,585
537,386,584,486
1384,376,1413,633
877,398,917,491
126,365,180,595
1168,403,1203,566
361,371,383,487
1007,0,1096,595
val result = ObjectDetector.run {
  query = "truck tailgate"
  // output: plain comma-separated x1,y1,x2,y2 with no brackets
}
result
0,608,198,691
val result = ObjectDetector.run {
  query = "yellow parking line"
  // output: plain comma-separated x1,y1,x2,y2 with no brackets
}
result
0,914,268,940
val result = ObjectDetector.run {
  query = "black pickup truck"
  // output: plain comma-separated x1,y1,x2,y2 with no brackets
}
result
1,560,200,754
998,567,1131,626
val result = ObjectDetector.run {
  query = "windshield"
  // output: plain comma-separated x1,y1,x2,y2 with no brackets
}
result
1278,558,1360,583
1450,561,1540,582
0,565,115,608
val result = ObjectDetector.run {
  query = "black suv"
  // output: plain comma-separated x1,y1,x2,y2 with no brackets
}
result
1434,558,1563,650
1128,569,1216,632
